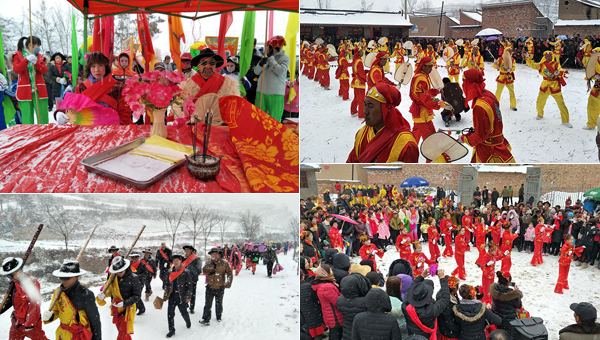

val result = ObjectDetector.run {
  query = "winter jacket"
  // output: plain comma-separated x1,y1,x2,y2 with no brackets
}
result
490,283,522,329
130,260,147,286
301,240,319,259
559,323,600,340
352,288,401,340
331,252,351,284
337,273,371,340
156,248,173,271
437,292,460,338
354,222,367,240
165,266,193,303
141,256,157,279
491,191,500,203
254,49,290,96
49,62,69,97
388,295,409,337
301,278,325,330
324,248,339,265
388,258,414,278
13,50,48,100
116,268,142,308
501,188,510,198
452,300,502,340
312,279,344,328
185,255,202,282
264,249,279,264
249,250,261,263
401,276,450,337
202,258,233,289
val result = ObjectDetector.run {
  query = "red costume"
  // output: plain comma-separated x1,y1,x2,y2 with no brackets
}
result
337,52,351,100
480,251,502,304
531,223,546,266
367,52,395,90
318,47,330,88
500,231,518,272
409,57,443,144
75,76,133,125
351,49,367,118
440,218,454,257
461,215,473,251
328,226,344,249
13,50,49,101
306,48,315,80
408,251,435,276
359,243,384,271
427,225,441,261
452,234,468,280
554,243,584,293
474,223,488,266
5,274,49,340
489,219,502,246
395,233,412,260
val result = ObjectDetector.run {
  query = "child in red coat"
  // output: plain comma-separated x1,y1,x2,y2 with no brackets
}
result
554,234,584,294
408,241,436,276
395,227,412,260
441,213,455,257
531,217,546,266
427,218,441,262
500,222,519,272
359,235,384,272
480,241,502,304
452,226,468,280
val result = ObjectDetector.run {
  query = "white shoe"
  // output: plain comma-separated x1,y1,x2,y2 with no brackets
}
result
536,116,543,120
583,125,595,130
562,122,573,128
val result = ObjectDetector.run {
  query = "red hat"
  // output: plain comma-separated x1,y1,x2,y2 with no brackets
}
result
181,52,192,61
366,83,411,133
372,51,389,67
462,68,486,107
267,35,286,49
415,56,433,74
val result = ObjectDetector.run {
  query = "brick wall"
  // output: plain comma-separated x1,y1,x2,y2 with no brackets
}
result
482,3,542,38
478,172,527,191
450,26,482,39
555,25,600,38
539,164,600,189
559,0,600,20
460,12,479,26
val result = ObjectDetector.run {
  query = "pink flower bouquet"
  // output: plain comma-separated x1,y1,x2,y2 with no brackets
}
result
122,70,194,120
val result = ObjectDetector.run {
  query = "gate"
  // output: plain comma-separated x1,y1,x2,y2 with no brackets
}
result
539,170,558,205
442,166,477,205
525,167,559,206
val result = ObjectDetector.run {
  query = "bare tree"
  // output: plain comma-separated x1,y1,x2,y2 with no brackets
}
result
358,0,374,11
405,0,419,14
287,216,299,261
417,0,433,12
217,215,231,244
160,206,186,251
38,196,83,251
239,210,262,242
314,0,331,9
32,0,56,52
183,200,215,250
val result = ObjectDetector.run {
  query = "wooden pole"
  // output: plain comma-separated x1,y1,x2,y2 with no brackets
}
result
29,0,41,124
101,225,146,292
258,12,269,109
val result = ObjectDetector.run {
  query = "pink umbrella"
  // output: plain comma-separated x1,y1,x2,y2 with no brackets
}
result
330,214,358,225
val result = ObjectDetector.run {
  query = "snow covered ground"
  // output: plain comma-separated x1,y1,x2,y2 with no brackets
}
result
300,59,599,163
349,242,600,339
0,251,299,340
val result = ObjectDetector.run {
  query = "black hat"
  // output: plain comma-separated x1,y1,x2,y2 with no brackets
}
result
191,48,224,68
570,302,597,323
405,280,434,308
52,260,87,278
208,247,220,255
108,245,119,252
183,244,196,252
51,52,65,61
172,253,185,261
0,257,23,276
109,256,130,274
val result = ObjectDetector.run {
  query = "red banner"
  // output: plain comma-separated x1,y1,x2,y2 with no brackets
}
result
217,13,233,70
137,13,156,71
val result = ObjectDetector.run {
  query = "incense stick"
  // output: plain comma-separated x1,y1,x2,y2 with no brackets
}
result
205,111,214,163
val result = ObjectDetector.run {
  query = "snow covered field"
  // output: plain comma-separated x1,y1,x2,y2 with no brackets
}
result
349,242,600,339
300,59,599,163
0,251,299,340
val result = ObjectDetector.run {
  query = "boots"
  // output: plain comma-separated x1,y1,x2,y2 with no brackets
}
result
582,263,589,269
145,292,152,301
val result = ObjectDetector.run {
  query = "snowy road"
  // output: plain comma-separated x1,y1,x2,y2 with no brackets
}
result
0,252,299,340
299,59,599,163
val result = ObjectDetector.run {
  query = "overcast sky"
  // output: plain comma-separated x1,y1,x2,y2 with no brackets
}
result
1,0,295,55
300,0,448,11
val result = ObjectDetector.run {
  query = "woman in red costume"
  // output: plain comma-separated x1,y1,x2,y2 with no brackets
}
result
395,226,412,260
359,235,384,272
554,234,584,294
531,217,546,266
427,217,441,262
440,212,455,257
408,241,435,276
489,211,502,246
461,209,474,251
452,226,468,280
328,220,344,250
500,221,519,272
480,241,502,304
474,216,489,266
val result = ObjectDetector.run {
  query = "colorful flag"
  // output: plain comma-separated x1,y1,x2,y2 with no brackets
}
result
102,16,114,62
168,15,186,72
217,13,233,70
71,10,79,84
0,25,6,78
91,18,101,52
283,12,299,103
137,13,156,71
238,11,256,97
268,11,274,40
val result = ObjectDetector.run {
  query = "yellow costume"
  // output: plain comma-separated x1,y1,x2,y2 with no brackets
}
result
446,50,461,86
379,43,390,73
493,50,517,109
526,51,571,125
461,47,484,72
391,43,405,72
586,48,600,129
549,38,563,62
96,277,137,336
583,40,592,67
45,287,93,340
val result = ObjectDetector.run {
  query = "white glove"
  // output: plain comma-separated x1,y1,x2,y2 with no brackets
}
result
486,261,494,266
448,227,453,231
417,262,422,268
468,243,473,247
97,292,105,300
401,239,407,244
504,250,509,255
113,302,124,308
568,251,572,256
485,226,489,230
541,227,545,232
370,249,376,255
42,310,54,322
582,245,586,249
26,55,37,63
59,78,67,85
441,234,446,237
56,111,70,124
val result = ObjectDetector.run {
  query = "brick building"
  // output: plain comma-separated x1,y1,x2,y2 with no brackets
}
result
300,164,320,199
555,0,600,37
448,10,483,39
409,13,459,38
481,1,551,38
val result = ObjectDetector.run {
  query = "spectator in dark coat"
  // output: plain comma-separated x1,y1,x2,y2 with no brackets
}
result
491,188,500,206
49,52,69,100
437,276,460,339
453,284,502,340
559,302,600,340
337,273,371,340
332,252,351,284
312,264,344,340
402,268,450,338
388,258,414,278
300,272,326,339
352,288,402,340
301,231,319,260
490,271,522,330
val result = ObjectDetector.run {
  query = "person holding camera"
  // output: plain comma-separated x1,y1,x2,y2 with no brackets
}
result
453,283,502,339
490,271,523,330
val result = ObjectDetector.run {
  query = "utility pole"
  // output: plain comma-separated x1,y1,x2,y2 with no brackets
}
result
438,1,444,37
405,0,408,19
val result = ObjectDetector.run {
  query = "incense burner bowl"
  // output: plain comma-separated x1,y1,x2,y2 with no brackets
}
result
185,154,223,181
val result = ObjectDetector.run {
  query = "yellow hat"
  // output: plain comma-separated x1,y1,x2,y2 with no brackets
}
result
367,87,386,104
349,263,371,276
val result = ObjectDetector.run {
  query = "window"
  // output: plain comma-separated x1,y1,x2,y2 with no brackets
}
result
301,171,309,188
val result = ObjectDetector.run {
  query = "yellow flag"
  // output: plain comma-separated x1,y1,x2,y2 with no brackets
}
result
284,13,299,104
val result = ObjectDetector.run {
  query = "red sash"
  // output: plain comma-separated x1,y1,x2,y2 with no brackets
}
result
141,260,154,273
59,295,93,340
191,73,225,102
168,254,197,282
130,261,141,272
351,126,400,163
406,304,438,340
543,61,566,86
159,249,169,261
82,77,119,109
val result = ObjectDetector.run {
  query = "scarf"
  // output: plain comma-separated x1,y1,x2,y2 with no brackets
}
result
87,75,112,108
406,304,438,340
141,260,154,273
21,50,35,83
56,60,63,75
168,254,198,282
191,72,226,102
315,266,338,287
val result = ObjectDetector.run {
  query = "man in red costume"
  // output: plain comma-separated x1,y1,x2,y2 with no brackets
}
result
347,83,419,163
474,216,488,265
306,45,316,80
317,45,331,90
460,69,515,163
313,46,322,84
367,51,395,90
0,257,49,340
336,49,351,100
462,209,474,251
427,218,441,262
351,47,367,118
554,234,584,294
409,56,448,144
480,241,501,304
